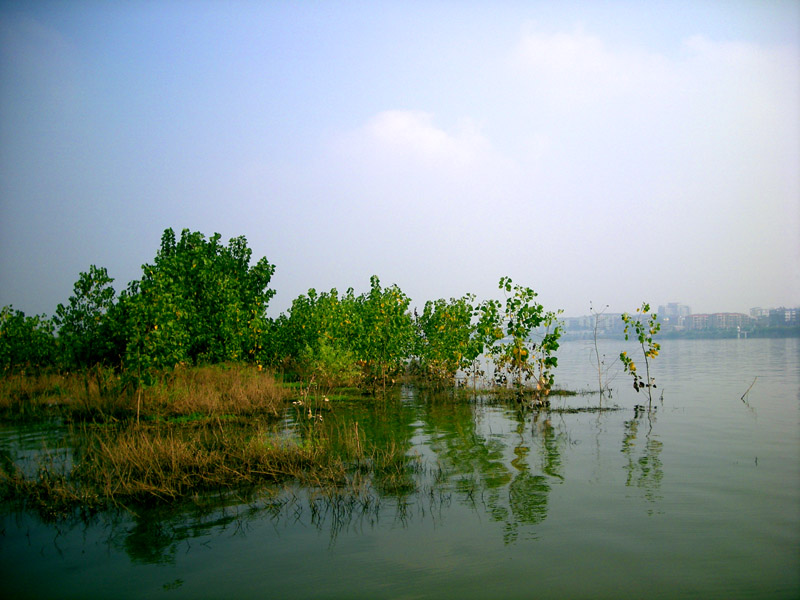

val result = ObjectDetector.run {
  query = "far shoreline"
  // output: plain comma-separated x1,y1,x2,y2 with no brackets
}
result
560,326,800,342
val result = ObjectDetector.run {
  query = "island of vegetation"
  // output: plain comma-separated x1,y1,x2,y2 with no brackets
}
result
1,228,651,518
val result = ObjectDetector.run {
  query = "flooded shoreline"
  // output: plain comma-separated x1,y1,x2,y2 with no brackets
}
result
1,338,798,598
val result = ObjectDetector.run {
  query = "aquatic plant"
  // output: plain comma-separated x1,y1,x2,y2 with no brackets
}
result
619,303,661,407
0,364,289,422
482,277,563,404
589,301,617,401
413,294,479,389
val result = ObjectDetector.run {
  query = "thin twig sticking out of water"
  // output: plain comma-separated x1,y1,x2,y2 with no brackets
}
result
740,376,757,413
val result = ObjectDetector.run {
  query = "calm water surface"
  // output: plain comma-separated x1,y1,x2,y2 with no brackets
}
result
1,338,798,599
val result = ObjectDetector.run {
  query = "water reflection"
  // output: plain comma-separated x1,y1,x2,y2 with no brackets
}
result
120,501,249,564
417,397,571,543
505,419,550,542
3,340,797,598
621,406,664,511
2,388,663,566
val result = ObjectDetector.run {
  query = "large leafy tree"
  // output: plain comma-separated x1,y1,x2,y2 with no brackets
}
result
414,295,478,388
0,306,57,373
54,265,118,369
123,228,276,380
352,276,415,393
484,277,562,400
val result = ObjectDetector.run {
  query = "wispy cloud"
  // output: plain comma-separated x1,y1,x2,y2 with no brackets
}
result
336,110,494,173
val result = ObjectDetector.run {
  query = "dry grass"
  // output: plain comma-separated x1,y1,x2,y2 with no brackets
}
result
73,423,322,502
0,369,122,420
146,364,289,419
1,416,420,515
0,364,290,422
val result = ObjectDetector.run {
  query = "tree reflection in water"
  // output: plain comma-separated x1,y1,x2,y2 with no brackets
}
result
422,397,569,544
621,406,664,512
3,390,664,565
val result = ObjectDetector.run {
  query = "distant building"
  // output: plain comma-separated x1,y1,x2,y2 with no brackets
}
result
769,307,799,326
685,314,710,330
658,303,691,320
563,305,797,336
562,313,625,338
710,313,750,329
657,302,691,330
684,312,750,330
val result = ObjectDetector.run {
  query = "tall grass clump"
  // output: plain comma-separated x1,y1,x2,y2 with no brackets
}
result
0,368,123,421
71,423,321,502
0,364,289,423
145,363,289,419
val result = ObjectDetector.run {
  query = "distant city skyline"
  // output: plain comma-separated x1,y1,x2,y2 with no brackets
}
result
564,302,800,318
562,302,798,320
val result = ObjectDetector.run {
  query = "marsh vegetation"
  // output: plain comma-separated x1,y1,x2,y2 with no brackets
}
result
1,338,797,599
1,228,662,521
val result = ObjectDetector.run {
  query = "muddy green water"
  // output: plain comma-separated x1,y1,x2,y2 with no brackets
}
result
1,338,798,599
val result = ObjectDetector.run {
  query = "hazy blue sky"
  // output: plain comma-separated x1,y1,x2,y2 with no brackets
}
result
1,0,798,318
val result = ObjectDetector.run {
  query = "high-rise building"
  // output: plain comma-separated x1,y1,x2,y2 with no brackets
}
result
657,303,691,329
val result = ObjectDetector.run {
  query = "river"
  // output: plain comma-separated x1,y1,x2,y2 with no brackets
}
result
1,337,798,599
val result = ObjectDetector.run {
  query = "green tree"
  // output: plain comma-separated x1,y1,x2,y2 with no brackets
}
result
351,276,415,394
277,288,355,361
619,302,660,407
485,277,563,403
414,294,477,388
0,306,57,373
298,339,361,395
54,265,118,369
271,278,416,393
122,228,276,382
275,287,361,386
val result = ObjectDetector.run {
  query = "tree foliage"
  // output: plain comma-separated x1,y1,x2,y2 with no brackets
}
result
276,287,356,361
0,306,57,373
414,295,478,388
274,277,418,393
122,228,276,382
54,265,118,369
352,276,416,392
619,302,661,406
4,227,570,404
483,277,563,401
273,287,362,388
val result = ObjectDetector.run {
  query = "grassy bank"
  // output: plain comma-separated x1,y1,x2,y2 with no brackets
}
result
1,364,595,520
0,363,289,422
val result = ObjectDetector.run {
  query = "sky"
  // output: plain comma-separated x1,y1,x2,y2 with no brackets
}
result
1,0,798,319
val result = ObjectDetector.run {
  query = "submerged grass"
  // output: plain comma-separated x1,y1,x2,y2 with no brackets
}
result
0,365,315,516
1,411,419,518
73,423,322,501
1,366,596,520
